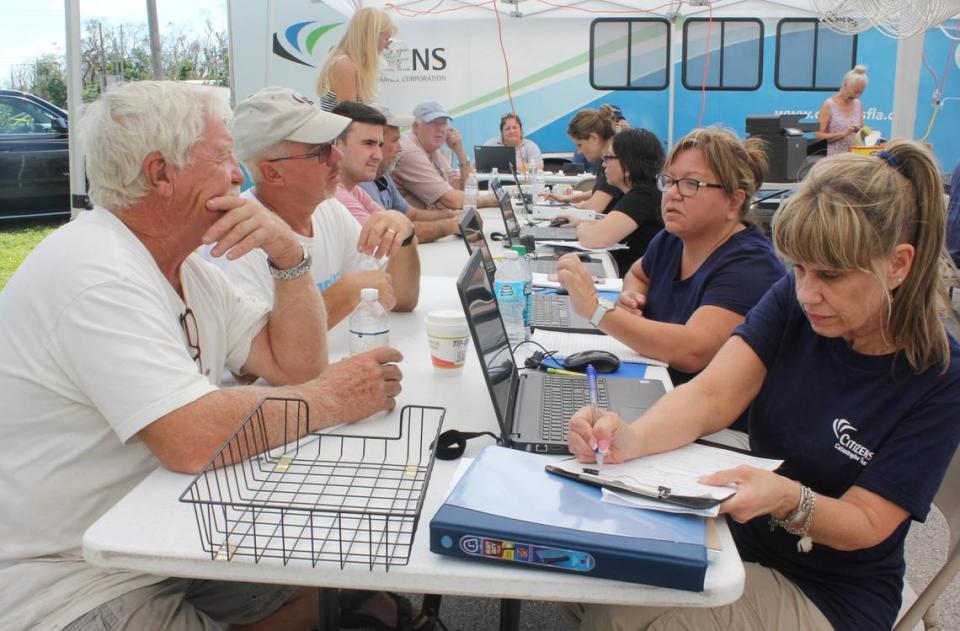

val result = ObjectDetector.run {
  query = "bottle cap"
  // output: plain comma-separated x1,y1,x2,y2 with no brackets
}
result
503,249,518,260
360,287,379,301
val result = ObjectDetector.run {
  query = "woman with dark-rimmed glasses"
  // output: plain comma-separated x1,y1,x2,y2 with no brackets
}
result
557,128,784,438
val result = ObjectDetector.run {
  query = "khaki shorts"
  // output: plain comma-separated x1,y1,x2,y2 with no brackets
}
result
564,563,833,631
63,578,297,631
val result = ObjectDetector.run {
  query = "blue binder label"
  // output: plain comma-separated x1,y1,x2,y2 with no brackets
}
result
459,535,595,572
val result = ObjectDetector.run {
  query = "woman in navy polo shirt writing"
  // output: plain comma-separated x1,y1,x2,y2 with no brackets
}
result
557,127,784,396
565,140,960,631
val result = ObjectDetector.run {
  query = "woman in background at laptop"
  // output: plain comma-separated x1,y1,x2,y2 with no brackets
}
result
560,128,665,276
315,7,396,111
564,140,960,631
484,113,543,172
556,127,783,431
544,108,621,213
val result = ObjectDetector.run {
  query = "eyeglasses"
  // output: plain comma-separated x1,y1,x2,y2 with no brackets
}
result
179,307,204,374
601,154,619,163
656,173,724,197
266,143,338,166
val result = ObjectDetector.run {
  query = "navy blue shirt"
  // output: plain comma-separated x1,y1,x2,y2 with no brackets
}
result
732,275,960,631
640,224,784,387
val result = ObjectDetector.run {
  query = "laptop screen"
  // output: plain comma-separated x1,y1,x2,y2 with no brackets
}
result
498,188,521,238
474,145,516,173
459,208,497,283
456,250,517,438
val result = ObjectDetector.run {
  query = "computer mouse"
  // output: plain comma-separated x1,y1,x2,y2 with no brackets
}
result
563,350,621,373
549,216,570,227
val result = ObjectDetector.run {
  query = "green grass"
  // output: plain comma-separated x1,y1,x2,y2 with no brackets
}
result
0,219,64,290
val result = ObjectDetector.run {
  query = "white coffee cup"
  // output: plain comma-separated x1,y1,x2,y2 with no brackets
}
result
424,310,470,376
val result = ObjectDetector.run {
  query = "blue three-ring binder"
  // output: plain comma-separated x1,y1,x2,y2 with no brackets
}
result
429,446,708,591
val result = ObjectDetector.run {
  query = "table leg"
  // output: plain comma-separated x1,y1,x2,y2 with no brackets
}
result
500,598,522,631
318,587,339,631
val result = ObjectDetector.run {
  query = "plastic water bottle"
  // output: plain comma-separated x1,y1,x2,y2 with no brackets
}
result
510,244,533,332
494,250,528,347
463,171,478,213
349,288,390,355
489,167,501,195
531,167,546,201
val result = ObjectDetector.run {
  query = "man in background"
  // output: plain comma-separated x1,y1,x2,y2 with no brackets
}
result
392,100,498,211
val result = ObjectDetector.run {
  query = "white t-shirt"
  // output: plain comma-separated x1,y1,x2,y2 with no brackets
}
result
217,191,371,303
0,208,270,630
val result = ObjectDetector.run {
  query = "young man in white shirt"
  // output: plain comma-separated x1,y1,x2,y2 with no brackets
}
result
224,87,419,326
0,81,421,631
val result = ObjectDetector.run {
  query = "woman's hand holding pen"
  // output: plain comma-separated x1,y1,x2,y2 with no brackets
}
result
556,254,598,319
567,405,636,464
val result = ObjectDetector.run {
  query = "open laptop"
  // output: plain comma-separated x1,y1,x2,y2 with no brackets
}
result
496,181,579,242
457,249,666,454
459,208,602,334
474,145,515,173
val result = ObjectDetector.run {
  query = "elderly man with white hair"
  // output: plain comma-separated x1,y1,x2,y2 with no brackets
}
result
0,81,412,631
392,100,499,211
220,87,419,326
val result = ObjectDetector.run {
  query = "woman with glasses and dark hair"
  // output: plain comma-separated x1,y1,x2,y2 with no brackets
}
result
484,113,543,171
560,128,665,276
565,139,960,631
557,128,784,434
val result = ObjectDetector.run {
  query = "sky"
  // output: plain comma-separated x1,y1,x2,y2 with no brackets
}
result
1,0,227,87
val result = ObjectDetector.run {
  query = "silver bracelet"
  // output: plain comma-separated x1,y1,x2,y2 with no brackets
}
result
769,484,816,553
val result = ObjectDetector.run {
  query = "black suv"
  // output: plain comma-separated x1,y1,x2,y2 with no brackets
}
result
0,90,70,219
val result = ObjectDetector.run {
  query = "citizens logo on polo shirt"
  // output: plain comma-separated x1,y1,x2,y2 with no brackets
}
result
832,418,875,466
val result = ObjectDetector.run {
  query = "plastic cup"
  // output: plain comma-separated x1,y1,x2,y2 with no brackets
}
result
425,310,470,376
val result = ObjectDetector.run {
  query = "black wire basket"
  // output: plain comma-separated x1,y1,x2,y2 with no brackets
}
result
179,398,445,571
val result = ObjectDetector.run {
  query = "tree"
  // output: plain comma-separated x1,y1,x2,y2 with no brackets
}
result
30,55,67,108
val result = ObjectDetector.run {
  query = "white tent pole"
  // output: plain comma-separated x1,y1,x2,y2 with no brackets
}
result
65,0,87,220
667,18,676,147
891,31,924,140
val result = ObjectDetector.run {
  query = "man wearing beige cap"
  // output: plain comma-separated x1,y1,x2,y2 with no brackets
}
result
392,100,498,211
223,86,419,327
0,80,408,631
357,103,462,243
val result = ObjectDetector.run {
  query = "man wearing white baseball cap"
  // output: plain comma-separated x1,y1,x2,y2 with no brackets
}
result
220,86,419,327
392,100,498,211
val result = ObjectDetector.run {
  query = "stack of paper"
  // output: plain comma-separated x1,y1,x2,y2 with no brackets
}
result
549,443,782,517
531,272,623,292
538,240,628,253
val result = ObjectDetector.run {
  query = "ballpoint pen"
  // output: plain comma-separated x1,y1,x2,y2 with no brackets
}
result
586,364,604,470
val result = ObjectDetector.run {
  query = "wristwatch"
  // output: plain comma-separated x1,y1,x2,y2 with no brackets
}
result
267,244,312,281
589,297,615,328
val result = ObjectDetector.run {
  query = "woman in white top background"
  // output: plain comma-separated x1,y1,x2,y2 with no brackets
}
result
815,65,868,156
315,7,396,112
484,113,543,171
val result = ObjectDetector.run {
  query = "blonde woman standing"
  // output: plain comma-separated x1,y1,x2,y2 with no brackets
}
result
316,7,396,111
816,64,868,155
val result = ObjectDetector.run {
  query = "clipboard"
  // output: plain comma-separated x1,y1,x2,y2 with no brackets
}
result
544,464,735,510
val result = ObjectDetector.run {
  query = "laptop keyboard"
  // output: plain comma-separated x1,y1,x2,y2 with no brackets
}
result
529,259,605,276
540,375,610,442
532,295,570,327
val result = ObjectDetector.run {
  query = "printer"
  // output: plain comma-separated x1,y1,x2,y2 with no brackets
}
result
746,114,820,182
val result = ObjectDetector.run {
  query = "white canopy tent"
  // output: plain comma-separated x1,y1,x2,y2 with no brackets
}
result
61,0,960,216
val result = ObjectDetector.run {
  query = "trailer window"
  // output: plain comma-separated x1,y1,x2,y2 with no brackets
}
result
776,19,858,91
590,18,670,91
682,18,763,91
